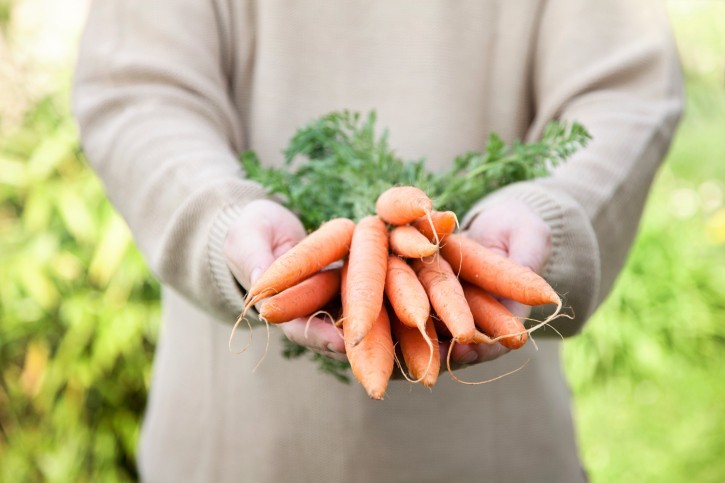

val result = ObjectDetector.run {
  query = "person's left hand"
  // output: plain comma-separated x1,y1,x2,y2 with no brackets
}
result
441,199,552,368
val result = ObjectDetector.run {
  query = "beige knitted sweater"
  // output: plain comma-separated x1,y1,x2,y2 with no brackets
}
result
73,1,682,481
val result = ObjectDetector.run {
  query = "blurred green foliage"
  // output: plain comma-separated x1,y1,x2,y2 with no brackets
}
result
0,95,160,481
562,4,725,481
0,2,723,482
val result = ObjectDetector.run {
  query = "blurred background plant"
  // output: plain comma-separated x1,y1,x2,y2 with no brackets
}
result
1,1,158,481
0,1,722,481
563,3,725,481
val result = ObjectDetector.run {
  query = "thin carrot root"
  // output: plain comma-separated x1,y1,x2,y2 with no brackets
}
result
303,309,337,339
228,312,254,354
251,319,271,373
390,341,418,384
487,299,573,345
415,320,439,387
445,338,530,385
470,330,497,345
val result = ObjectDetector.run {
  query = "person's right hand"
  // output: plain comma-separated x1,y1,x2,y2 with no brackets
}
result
224,199,347,361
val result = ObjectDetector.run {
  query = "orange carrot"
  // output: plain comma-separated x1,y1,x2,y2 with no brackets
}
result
344,303,395,400
389,225,438,259
411,255,476,343
462,282,528,349
343,215,389,346
375,186,433,226
384,255,430,329
385,255,436,382
258,268,341,323
411,210,458,243
392,314,440,388
440,234,560,307
245,218,355,309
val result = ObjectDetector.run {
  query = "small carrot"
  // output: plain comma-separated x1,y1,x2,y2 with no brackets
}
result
244,218,355,310
258,268,342,323
411,255,476,344
411,210,458,243
375,186,433,226
392,314,440,388
440,234,560,307
385,255,436,382
343,215,389,346
344,304,395,400
384,255,430,329
389,225,438,259
462,282,528,349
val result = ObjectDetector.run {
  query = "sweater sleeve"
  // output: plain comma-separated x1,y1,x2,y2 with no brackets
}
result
72,0,268,321
464,0,684,335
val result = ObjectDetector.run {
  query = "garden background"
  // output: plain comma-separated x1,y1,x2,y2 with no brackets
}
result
1,1,723,481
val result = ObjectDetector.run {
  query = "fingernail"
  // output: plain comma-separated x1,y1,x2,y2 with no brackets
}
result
460,352,478,365
327,343,342,353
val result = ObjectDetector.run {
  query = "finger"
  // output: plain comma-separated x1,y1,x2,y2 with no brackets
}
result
224,225,276,290
499,299,532,321
309,348,349,363
507,220,551,274
465,210,510,255
280,316,346,354
466,200,552,272
272,239,299,260
466,222,510,257
465,341,510,364
439,340,509,367
224,201,306,290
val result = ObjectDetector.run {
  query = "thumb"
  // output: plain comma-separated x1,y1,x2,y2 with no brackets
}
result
223,200,306,291
226,227,277,291
252,238,298,285
506,223,552,275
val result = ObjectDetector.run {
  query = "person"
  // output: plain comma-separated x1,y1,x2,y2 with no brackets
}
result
73,1,683,481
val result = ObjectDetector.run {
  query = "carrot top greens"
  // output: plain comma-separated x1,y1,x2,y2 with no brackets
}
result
241,110,590,230
239,110,590,381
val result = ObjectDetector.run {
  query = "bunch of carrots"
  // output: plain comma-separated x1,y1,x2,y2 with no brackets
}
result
238,186,563,400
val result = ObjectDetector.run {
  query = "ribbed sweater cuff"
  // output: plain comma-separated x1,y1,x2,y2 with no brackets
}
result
208,199,267,323
462,182,601,336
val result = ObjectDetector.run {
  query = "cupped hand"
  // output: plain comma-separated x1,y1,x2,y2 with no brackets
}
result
443,199,552,368
224,199,347,361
